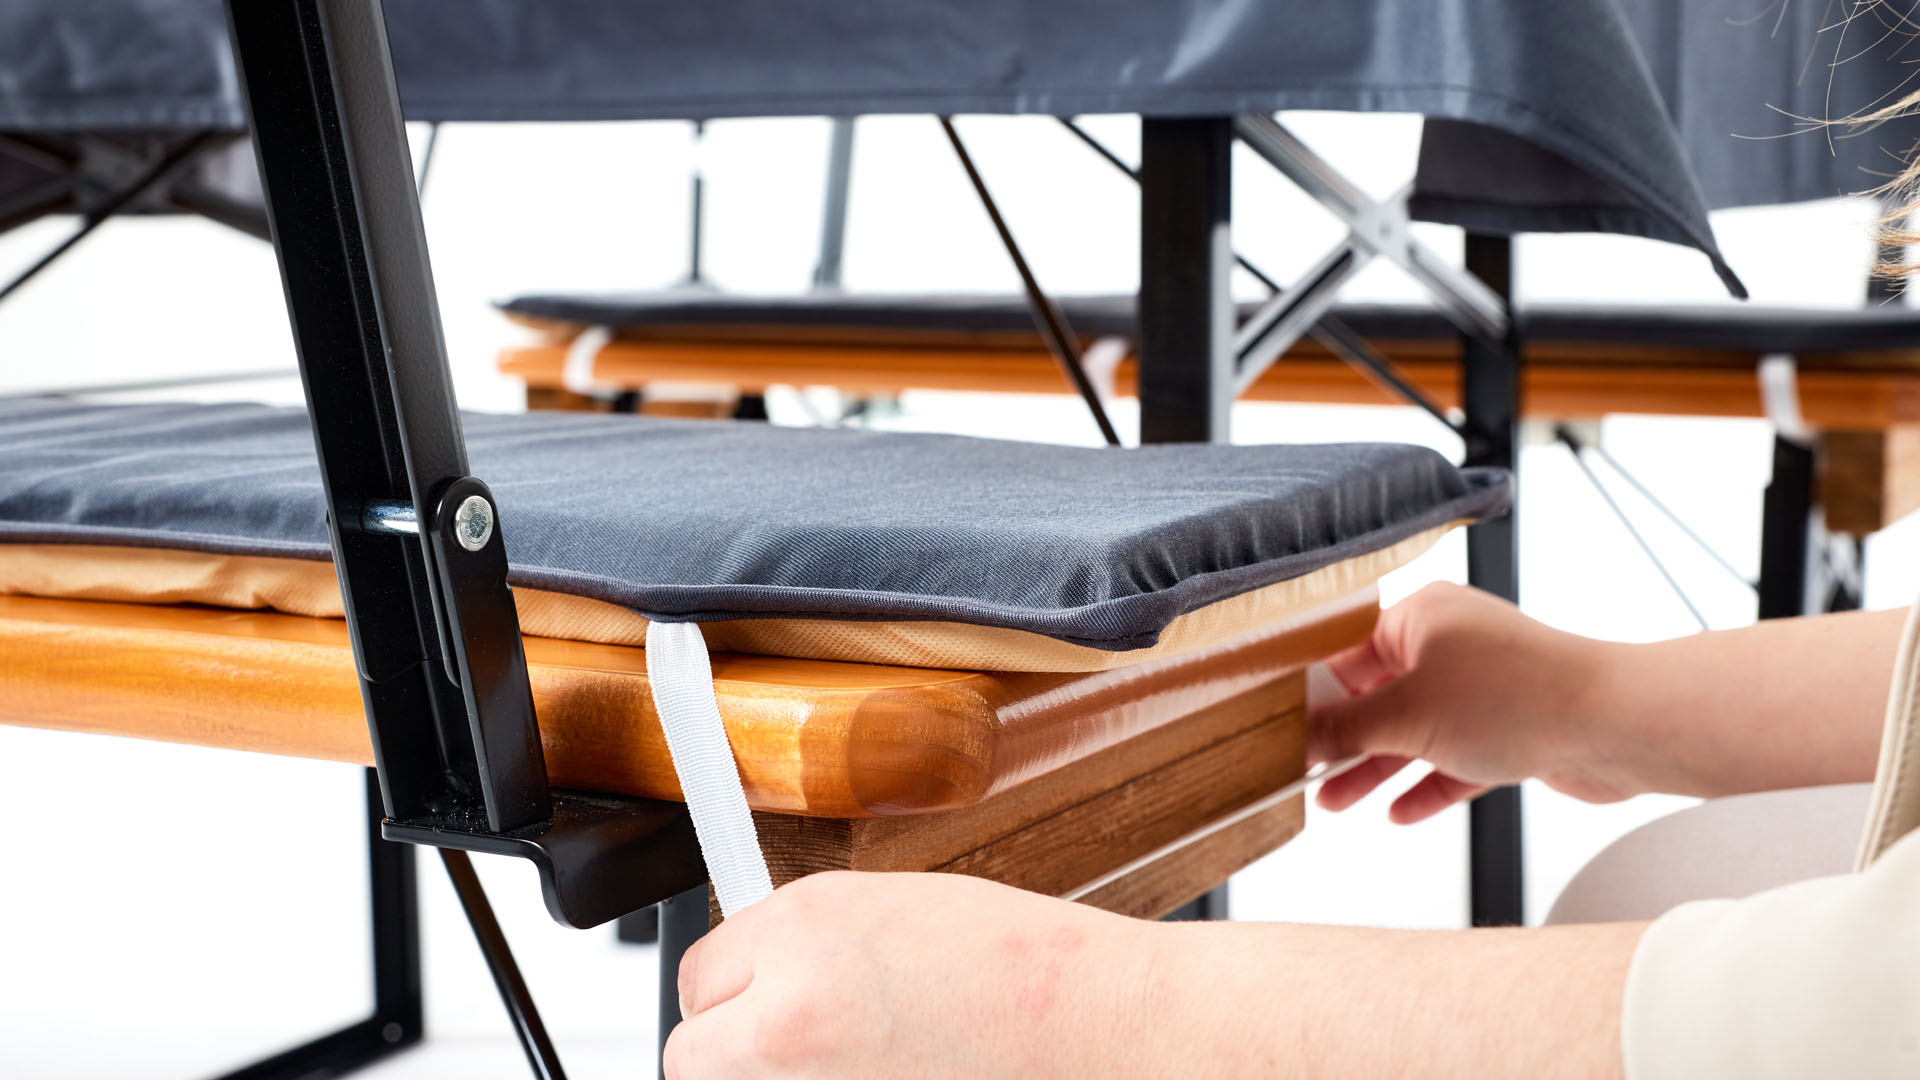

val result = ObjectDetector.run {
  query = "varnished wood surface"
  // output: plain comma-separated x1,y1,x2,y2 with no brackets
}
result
501,336,1920,429
1823,425,1920,535
0,593,1364,818
726,675,1308,922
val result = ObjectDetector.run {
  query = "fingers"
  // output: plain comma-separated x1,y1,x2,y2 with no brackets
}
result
678,915,758,1020
1387,770,1488,824
1320,636,1393,697
1314,754,1413,812
663,999,755,1080
1316,758,1489,824
1307,672,1435,765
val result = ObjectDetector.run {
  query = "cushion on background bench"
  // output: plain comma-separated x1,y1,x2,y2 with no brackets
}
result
502,290,1920,359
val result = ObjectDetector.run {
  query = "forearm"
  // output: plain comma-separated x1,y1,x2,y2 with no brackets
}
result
1134,920,1646,1079
1595,607,1908,798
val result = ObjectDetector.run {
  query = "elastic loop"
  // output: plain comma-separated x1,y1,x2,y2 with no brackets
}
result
646,620,774,917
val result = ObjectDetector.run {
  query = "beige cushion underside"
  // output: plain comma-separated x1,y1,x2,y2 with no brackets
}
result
0,524,1450,671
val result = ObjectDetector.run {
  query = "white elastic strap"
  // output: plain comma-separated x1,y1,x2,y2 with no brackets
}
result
562,325,618,399
645,621,774,917
1081,335,1130,407
1758,353,1813,447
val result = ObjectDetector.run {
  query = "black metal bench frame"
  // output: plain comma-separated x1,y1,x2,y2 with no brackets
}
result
204,4,1529,1079
86,0,1797,1073
217,2,706,1076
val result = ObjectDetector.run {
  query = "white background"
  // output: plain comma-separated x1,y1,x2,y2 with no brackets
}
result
2,113,1917,1077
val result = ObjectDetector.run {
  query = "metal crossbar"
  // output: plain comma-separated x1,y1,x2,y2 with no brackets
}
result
942,118,1123,446
0,131,268,310
414,123,443,199
1308,316,1463,433
441,850,569,1080
1233,241,1369,395
1231,115,1509,342
1556,425,1710,630
0,133,225,304
1578,434,1756,593
0,132,269,238
1058,117,1465,436
1228,117,1511,392
813,118,856,289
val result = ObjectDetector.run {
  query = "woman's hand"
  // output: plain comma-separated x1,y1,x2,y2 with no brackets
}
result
1310,582,1636,822
1312,583,1907,815
666,868,1649,1080
665,871,1158,1080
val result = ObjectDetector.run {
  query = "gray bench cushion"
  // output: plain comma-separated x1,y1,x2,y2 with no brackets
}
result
503,291,1920,358
0,398,1507,651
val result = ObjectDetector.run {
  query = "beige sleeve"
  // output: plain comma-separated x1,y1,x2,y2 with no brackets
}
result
1622,824,1920,1078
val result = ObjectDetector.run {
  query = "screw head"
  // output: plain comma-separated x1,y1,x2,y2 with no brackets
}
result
452,494,494,551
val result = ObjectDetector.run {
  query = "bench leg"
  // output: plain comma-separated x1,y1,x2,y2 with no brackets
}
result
656,883,712,1080
215,769,422,1079
733,394,769,421
1162,883,1230,921
1758,434,1865,618
1758,434,1817,619
616,905,661,944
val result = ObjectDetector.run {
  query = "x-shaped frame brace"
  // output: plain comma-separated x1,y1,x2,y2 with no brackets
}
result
0,131,267,238
1230,114,1510,394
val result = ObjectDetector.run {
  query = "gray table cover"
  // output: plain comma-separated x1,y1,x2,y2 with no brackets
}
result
2,0,1752,293
0,398,1509,650
1414,2,1920,229
1613,0,1920,211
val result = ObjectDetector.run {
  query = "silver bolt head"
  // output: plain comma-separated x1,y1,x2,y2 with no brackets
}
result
452,494,494,552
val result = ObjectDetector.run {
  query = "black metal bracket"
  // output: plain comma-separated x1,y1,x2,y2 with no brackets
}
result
388,790,706,929
223,0,703,929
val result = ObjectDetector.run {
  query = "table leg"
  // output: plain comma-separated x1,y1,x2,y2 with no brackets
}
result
1462,233,1526,928
1138,116,1233,446
1135,114,1239,942
656,882,712,1080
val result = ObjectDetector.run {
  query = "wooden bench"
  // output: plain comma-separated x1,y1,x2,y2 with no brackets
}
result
500,302,1920,536
0,591,1370,917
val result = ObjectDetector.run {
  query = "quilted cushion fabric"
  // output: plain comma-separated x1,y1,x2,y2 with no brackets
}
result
0,398,1508,651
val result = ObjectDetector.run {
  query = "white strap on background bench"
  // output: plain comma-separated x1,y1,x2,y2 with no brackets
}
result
645,621,774,917
561,325,619,399
1081,335,1130,410
1758,353,1812,447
